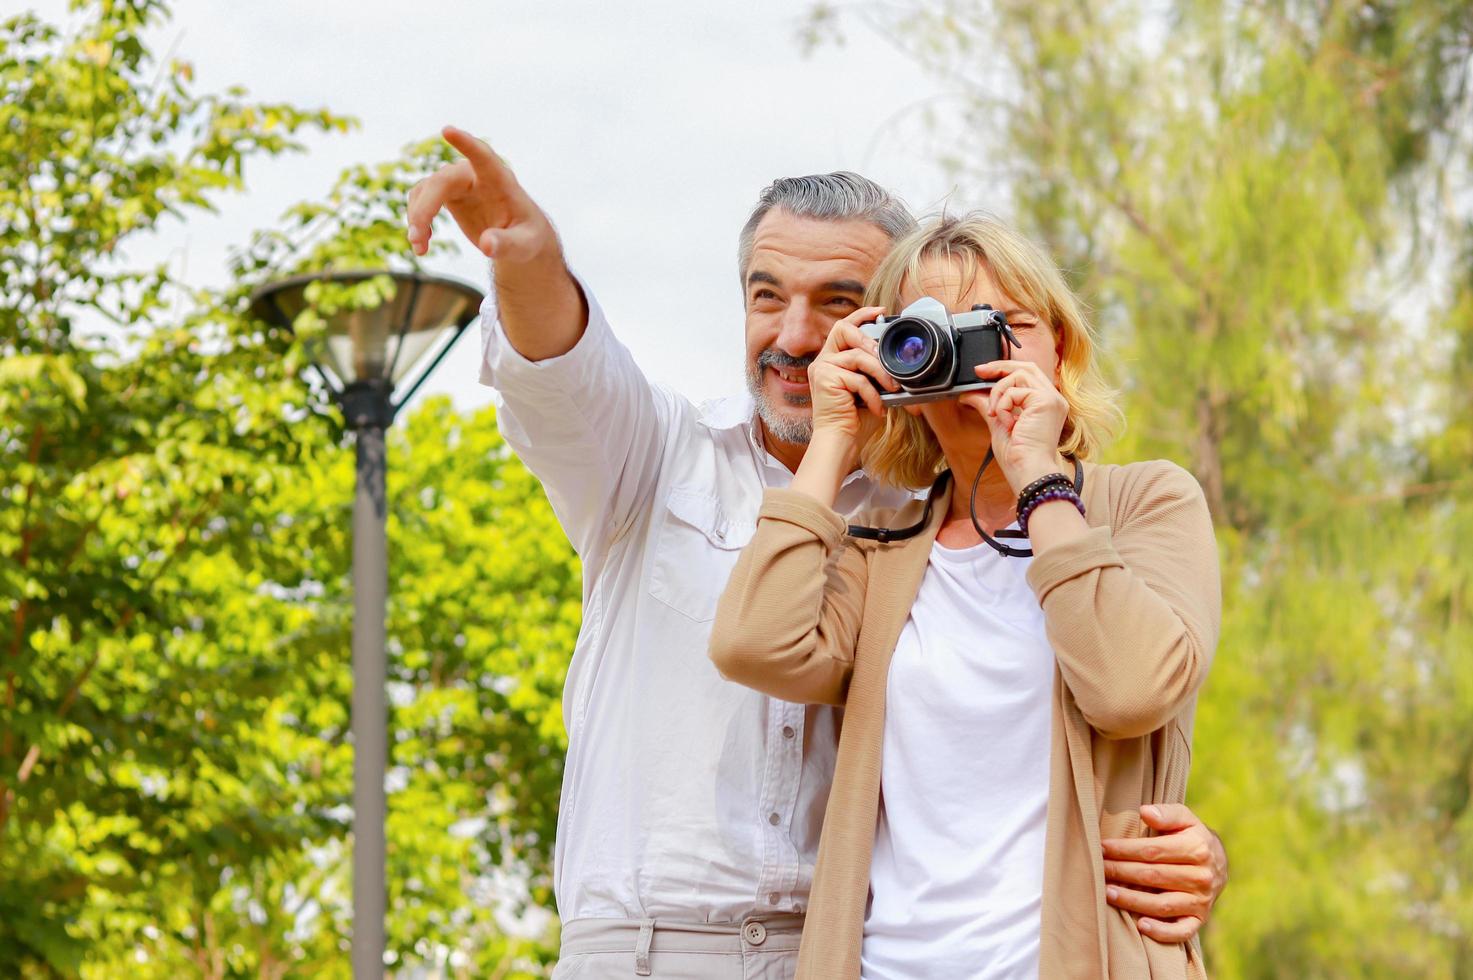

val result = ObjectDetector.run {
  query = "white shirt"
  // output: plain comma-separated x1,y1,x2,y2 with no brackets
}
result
478,284,913,924
861,538,1055,980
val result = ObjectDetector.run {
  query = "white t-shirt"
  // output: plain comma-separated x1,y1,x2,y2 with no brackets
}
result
861,535,1056,980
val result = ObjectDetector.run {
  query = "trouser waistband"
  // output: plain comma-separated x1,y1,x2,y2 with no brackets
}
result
560,916,805,976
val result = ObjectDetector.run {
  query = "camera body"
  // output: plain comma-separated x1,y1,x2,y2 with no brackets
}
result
860,297,1019,406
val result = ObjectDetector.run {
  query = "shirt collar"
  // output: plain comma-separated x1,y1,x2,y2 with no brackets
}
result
701,392,868,489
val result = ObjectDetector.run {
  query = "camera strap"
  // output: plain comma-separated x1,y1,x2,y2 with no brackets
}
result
846,470,952,543
845,451,1084,557
972,449,1084,558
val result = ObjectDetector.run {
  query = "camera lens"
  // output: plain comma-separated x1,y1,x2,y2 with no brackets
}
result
879,316,952,387
894,330,930,369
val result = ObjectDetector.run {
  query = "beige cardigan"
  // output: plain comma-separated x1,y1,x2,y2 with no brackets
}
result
709,460,1219,979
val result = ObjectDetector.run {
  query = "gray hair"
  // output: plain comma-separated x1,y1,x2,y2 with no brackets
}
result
737,172,915,284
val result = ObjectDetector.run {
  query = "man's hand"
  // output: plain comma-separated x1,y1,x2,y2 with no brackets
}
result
1101,803,1228,943
407,126,584,361
406,126,556,265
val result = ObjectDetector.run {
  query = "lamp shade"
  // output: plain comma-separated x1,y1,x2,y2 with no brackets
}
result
250,270,483,390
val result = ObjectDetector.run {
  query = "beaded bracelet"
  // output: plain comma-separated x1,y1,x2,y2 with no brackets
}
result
1016,472,1074,521
1018,485,1086,537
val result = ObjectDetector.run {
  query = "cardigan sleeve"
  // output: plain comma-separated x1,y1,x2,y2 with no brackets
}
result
709,487,870,707
1026,461,1221,739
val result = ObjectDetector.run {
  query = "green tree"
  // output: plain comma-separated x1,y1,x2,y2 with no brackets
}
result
2,1,348,970
819,0,1473,974
1,2,571,975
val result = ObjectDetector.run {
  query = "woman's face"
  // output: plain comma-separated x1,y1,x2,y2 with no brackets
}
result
895,254,1063,449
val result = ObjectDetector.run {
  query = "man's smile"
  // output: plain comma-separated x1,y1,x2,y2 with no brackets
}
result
771,364,810,394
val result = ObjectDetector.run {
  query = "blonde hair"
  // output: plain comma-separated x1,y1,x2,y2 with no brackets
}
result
860,213,1122,489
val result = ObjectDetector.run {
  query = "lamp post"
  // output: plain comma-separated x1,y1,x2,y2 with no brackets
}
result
250,270,483,978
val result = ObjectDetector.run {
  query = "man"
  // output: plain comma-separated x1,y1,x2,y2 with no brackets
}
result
406,126,1227,978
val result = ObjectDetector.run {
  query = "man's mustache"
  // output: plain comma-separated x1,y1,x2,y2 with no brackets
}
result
756,350,816,373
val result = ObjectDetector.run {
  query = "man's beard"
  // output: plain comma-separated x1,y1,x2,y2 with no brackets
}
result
746,349,815,446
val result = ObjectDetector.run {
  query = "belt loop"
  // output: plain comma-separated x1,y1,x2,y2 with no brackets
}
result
634,918,655,976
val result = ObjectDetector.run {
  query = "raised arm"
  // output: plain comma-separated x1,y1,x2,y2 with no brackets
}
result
708,489,870,706
407,126,585,361
710,308,900,703
1026,462,1221,739
407,128,674,561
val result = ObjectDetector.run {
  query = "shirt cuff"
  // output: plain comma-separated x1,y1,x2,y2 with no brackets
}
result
477,269,610,397
758,488,850,552
1025,524,1127,601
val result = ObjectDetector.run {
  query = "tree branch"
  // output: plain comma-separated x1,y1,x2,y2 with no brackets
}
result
1261,478,1472,572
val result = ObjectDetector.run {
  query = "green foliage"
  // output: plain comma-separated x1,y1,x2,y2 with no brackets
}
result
833,0,1473,974
0,0,354,355
1,2,568,975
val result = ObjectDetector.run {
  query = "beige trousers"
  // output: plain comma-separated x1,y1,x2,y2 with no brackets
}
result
551,915,805,980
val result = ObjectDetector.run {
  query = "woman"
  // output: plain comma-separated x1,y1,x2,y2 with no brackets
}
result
709,214,1219,978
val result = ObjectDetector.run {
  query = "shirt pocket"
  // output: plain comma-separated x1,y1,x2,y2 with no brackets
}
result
648,486,755,623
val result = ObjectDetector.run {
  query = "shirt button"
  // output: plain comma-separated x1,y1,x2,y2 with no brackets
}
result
768,812,780,826
768,891,781,906
743,921,768,946
782,726,795,739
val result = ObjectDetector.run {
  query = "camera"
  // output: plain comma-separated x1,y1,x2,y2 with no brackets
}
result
860,297,1022,406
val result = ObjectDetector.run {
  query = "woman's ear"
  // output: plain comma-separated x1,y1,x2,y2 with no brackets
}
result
904,403,924,418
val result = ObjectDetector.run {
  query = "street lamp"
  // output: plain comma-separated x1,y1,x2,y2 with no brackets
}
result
250,270,484,978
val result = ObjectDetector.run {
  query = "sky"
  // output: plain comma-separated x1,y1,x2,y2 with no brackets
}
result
32,0,981,412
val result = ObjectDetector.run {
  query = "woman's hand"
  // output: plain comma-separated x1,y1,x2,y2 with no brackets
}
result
807,307,898,452
964,359,1070,493
788,308,898,508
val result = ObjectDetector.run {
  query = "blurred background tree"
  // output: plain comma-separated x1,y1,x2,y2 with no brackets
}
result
1,1,570,975
804,0,1473,975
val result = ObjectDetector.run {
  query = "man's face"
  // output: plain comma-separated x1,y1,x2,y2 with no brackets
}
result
743,210,894,446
